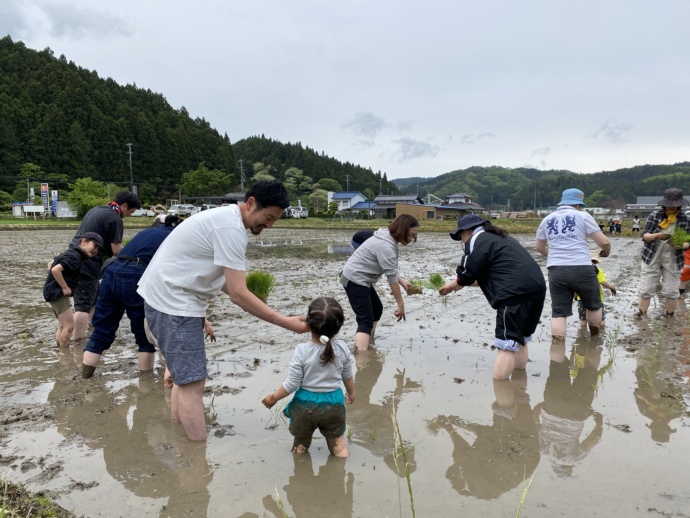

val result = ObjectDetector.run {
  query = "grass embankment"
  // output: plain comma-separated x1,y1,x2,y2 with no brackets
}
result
0,214,641,237
0,480,75,517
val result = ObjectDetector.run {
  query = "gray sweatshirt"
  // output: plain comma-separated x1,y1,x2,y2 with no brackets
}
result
342,228,399,286
282,339,354,394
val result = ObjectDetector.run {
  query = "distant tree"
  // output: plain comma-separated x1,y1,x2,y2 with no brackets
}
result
315,178,342,192
0,190,12,211
67,178,109,219
252,162,277,181
180,162,233,197
307,188,328,213
283,167,313,201
362,188,376,200
328,201,339,214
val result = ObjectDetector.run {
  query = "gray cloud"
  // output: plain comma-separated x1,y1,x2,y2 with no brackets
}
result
393,137,439,162
461,132,496,144
342,112,388,139
591,122,633,144
531,147,551,157
36,2,133,39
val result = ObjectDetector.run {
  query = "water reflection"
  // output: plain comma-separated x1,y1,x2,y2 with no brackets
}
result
634,341,685,443
536,339,605,477
255,454,354,518
428,371,539,499
48,347,212,517
347,348,421,476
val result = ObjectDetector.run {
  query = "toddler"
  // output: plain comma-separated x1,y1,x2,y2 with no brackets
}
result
576,253,616,329
263,297,355,457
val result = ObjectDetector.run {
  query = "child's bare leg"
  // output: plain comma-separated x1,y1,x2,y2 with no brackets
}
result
291,437,312,454
327,435,349,458
57,311,74,347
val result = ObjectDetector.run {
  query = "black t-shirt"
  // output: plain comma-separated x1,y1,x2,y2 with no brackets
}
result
70,205,124,278
43,247,89,301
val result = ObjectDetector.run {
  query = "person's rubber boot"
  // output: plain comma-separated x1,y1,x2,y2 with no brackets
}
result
82,365,97,379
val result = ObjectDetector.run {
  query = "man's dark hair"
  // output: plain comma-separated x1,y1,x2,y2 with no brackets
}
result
244,181,290,209
113,191,141,209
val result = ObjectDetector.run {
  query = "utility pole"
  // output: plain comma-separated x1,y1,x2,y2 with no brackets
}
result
345,175,350,191
126,143,134,192
239,159,245,192
379,177,382,194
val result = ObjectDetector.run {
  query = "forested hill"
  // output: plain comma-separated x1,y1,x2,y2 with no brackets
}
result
0,36,397,206
394,163,690,209
0,36,238,202
232,136,399,197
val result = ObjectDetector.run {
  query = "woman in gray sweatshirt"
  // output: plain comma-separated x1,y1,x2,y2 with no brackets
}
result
341,215,418,351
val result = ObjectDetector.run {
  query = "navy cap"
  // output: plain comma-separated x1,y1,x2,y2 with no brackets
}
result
450,214,485,241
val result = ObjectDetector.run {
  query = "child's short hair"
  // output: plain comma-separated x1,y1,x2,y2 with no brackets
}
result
306,297,345,365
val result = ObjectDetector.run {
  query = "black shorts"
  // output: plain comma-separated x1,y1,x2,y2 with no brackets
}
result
494,297,544,351
73,276,99,313
344,281,383,335
547,266,602,318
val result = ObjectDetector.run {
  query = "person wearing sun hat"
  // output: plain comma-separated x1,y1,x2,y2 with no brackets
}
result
638,188,690,317
536,188,611,340
439,214,546,380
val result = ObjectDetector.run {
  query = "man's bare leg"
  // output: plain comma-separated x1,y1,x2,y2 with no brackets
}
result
551,317,566,341
176,380,207,441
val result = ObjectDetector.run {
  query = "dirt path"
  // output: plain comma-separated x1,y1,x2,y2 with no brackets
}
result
0,229,688,517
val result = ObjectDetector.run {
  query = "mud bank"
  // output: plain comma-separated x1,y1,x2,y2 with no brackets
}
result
0,229,688,517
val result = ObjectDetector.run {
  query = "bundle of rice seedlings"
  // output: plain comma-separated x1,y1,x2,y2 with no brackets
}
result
670,227,690,249
428,273,445,291
246,271,276,302
407,279,424,295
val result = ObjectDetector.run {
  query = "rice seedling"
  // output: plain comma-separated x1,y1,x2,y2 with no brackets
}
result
391,399,416,518
515,469,536,517
246,271,276,302
274,486,289,518
371,425,379,442
428,273,445,291
670,227,690,249
347,425,353,442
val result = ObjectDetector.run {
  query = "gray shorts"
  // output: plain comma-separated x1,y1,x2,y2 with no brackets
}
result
548,266,602,318
144,302,207,385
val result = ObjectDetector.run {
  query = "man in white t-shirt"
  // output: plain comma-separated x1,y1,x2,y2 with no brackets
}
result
138,181,307,441
536,188,611,341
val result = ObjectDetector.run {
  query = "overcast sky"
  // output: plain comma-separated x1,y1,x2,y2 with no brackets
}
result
2,0,689,180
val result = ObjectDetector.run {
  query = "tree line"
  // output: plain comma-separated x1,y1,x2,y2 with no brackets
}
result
395,163,690,209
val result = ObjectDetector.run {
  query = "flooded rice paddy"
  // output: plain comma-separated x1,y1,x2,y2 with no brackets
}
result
0,228,689,517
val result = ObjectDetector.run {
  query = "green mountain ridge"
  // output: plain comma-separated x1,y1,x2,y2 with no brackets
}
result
392,163,690,209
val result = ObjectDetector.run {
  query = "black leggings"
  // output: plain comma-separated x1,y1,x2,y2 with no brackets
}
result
344,282,383,335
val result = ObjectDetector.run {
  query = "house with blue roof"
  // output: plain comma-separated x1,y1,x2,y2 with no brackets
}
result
327,191,367,211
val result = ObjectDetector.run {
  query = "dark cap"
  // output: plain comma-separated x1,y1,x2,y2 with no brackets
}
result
450,214,485,241
658,188,688,208
80,232,105,250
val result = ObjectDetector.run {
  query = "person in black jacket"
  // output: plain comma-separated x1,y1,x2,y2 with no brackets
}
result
439,214,546,379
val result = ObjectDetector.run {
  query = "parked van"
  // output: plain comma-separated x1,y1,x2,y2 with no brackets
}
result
293,206,308,218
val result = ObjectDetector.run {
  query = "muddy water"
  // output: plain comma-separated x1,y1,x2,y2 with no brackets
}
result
1,229,689,517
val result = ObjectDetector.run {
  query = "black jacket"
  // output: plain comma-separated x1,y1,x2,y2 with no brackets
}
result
456,230,546,309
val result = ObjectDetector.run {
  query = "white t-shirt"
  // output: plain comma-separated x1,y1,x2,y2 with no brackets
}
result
138,205,247,317
536,206,601,267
